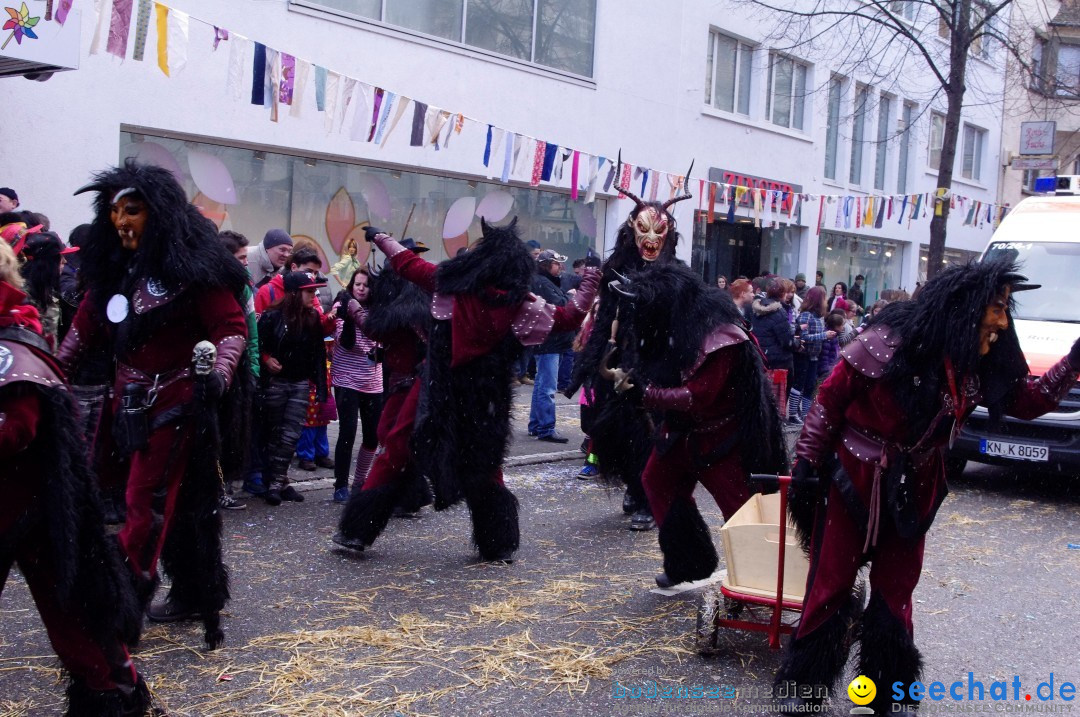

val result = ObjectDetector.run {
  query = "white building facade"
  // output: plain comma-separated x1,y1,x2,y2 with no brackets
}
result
1,0,1006,300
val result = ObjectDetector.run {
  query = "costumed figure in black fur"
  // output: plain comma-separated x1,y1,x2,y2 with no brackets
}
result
606,263,786,587
777,259,1080,715
333,239,434,552
565,159,692,531
0,243,162,716
57,161,251,650
343,222,598,562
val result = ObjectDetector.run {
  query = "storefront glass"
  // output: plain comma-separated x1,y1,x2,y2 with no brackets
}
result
692,217,801,284
119,131,604,270
817,231,903,304
917,245,979,284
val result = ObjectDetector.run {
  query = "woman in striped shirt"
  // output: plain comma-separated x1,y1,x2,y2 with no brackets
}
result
331,267,384,503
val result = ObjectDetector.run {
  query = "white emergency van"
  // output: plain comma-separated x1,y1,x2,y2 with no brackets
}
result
950,176,1080,474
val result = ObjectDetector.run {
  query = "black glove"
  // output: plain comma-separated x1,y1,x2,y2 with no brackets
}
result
622,381,645,406
1069,336,1080,368
363,226,385,243
791,458,816,485
335,294,351,321
195,371,227,405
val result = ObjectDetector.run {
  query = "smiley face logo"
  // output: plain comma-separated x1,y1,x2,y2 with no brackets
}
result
848,675,877,706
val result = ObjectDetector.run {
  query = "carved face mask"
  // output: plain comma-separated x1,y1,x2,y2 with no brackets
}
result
633,207,668,262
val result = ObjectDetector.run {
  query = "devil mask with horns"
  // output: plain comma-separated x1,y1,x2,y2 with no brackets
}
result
611,155,693,267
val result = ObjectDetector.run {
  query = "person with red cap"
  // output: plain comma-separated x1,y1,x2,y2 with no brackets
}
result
256,270,336,505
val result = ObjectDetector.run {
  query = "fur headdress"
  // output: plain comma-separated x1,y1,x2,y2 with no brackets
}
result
434,217,534,307
870,257,1030,430
74,160,248,315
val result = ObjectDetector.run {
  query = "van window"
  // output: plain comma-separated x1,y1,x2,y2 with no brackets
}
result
985,241,1080,323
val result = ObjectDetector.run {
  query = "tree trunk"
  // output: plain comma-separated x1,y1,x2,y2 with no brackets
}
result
927,0,972,280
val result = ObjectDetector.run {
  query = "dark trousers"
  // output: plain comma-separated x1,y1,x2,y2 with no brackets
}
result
557,350,575,392
791,354,820,399
333,386,384,489
260,379,311,489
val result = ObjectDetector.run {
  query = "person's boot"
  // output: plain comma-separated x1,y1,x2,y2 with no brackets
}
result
857,593,923,717
466,482,520,563
147,597,201,623
655,497,718,587
66,675,166,716
622,491,640,515
773,588,864,714
786,389,803,424
630,507,656,531
335,482,403,552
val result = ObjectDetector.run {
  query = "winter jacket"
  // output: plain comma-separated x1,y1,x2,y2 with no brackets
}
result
532,271,574,355
795,311,827,359
249,243,279,287
751,297,794,370
257,309,332,399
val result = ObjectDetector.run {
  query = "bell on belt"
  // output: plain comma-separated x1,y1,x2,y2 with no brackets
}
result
192,340,217,376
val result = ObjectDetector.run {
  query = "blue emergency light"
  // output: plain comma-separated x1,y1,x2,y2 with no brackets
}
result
1033,176,1058,193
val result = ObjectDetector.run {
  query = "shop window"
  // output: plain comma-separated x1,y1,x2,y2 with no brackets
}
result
818,231,903,302
119,131,603,269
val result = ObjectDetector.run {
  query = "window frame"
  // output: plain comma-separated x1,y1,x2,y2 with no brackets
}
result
824,75,844,181
928,111,945,171
288,0,598,79
705,29,755,116
960,123,986,181
765,52,809,131
849,83,869,185
873,93,892,191
897,101,915,193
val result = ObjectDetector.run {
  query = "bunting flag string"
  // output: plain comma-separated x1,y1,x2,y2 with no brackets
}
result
86,0,1010,224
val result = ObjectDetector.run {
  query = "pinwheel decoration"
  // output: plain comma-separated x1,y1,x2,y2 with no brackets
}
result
3,3,40,50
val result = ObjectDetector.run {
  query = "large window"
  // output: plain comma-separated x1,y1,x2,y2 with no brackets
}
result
874,94,892,191
818,232,903,302
897,102,914,193
889,1,916,21
961,123,985,181
928,111,945,170
119,131,604,268
824,76,843,180
849,84,868,185
1055,44,1080,97
296,0,597,77
766,54,807,130
705,30,753,115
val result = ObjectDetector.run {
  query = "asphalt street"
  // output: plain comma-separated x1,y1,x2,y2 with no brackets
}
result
1,386,1079,716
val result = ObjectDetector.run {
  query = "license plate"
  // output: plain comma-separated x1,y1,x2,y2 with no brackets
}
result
979,439,1049,462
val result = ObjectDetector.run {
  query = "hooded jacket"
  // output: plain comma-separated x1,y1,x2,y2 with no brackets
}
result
751,296,794,369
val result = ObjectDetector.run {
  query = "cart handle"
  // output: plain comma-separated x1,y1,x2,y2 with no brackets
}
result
749,473,818,490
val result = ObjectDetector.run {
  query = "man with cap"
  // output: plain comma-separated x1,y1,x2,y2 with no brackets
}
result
0,187,19,213
528,249,574,442
794,273,808,300
848,273,866,312
250,228,294,287
58,160,251,650
776,259,1080,715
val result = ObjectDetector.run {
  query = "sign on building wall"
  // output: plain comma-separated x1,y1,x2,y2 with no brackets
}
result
1010,157,1058,170
708,168,803,213
1018,121,1056,156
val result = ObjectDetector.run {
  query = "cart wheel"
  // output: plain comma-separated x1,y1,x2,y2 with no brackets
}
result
695,586,723,655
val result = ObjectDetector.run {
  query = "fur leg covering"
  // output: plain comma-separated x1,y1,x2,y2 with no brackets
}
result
160,491,229,650
775,589,865,704
338,482,402,546
66,676,160,717
465,482,520,561
857,593,923,714
397,470,433,513
657,497,718,584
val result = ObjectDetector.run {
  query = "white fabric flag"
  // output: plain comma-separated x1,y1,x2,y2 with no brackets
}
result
89,0,112,55
290,60,311,118
324,72,341,133
337,77,358,135
166,9,189,75
349,82,374,142
225,35,249,100
486,127,506,179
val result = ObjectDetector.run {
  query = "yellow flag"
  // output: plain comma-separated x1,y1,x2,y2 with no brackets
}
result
155,3,169,77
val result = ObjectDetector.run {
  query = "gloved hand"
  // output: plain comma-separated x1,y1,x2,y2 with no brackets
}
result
363,226,386,243
334,291,351,320
791,458,816,485
1069,336,1080,368
195,371,227,405
570,267,601,313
